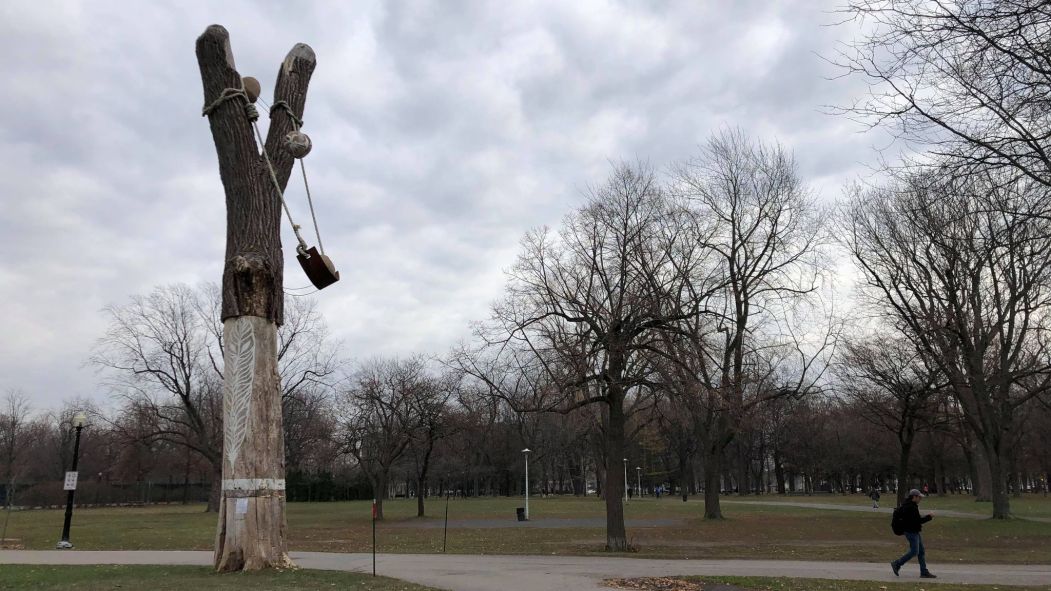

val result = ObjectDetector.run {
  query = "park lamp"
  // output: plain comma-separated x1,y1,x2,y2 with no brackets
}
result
57,411,88,549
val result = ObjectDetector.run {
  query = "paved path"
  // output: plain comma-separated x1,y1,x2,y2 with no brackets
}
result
3,550,1049,590
722,499,1051,523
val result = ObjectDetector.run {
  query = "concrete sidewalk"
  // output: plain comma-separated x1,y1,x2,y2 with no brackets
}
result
721,499,1051,523
2,550,1050,590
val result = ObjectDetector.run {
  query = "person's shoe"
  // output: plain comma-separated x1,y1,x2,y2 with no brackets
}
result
890,562,900,576
921,572,937,579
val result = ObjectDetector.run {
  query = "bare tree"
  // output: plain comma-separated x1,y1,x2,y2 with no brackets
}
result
835,334,944,504
409,370,455,517
92,284,224,511
0,390,30,544
842,164,1051,518
93,284,339,513
338,357,430,520
837,0,1051,190
662,130,833,518
456,162,701,551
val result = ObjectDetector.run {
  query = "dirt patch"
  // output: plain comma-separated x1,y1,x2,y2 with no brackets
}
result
605,578,746,591
0,540,24,549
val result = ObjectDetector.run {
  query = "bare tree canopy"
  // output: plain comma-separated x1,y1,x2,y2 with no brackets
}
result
841,162,1051,517
457,162,698,551
837,0,1051,188
835,334,945,504
91,284,339,514
338,356,445,520
660,129,834,518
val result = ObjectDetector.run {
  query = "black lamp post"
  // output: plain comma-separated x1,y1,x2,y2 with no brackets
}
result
56,411,86,549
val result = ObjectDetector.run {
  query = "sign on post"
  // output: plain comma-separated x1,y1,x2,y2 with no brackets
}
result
63,471,79,491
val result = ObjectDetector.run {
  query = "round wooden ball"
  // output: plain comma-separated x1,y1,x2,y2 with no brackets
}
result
242,77,261,103
284,130,312,158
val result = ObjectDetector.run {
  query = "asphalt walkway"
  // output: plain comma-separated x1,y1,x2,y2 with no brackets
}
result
2,550,1050,590
721,499,1051,523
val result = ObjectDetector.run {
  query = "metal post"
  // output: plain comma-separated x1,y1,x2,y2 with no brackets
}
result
637,466,642,498
522,448,531,520
57,422,83,549
442,493,450,553
376,496,380,576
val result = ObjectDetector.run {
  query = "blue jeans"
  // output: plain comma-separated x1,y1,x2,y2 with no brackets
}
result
894,532,929,574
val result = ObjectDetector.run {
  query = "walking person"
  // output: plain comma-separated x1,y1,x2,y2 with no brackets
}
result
891,489,936,579
869,487,881,510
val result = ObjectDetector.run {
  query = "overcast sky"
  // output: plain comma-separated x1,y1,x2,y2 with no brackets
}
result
0,0,890,410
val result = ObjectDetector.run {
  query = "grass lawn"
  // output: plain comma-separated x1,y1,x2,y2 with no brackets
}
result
2,494,1050,564
0,565,437,590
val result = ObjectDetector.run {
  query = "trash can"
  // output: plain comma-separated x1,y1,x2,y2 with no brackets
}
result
516,507,526,521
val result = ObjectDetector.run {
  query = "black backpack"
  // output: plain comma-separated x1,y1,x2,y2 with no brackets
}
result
891,505,906,536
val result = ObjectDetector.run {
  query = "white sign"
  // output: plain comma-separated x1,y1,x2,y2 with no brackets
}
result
63,471,79,491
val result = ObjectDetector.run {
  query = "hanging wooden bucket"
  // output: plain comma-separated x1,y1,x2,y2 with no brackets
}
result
297,246,340,290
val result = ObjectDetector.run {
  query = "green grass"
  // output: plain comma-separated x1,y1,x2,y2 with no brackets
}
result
0,565,437,590
685,575,1051,591
3,495,1050,564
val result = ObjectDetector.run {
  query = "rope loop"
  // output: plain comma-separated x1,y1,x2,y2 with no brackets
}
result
270,100,304,129
201,87,249,117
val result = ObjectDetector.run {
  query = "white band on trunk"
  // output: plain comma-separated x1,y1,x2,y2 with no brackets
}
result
223,478,286,491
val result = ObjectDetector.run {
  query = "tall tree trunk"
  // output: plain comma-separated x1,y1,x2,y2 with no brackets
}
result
604,398,629,551
197,24,315,572
773,449,786,495
704,444,723,519
895,439,913,506
985,443,1012,519
736,441,749,496
207,460,222,513
975,445,992,502
213,318,289,570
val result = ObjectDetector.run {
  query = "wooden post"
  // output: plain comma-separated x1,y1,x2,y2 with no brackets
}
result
195,24,315,572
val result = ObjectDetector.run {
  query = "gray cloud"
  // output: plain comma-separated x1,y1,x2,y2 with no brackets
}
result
1,0,881,409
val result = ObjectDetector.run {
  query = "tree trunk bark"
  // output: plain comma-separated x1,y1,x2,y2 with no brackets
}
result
895,440,912,507
207,460,222,513
773,449,786,495
604,398,629,551
213,317,290,571
704,444,723,519
975,445,992,502
197,24,316,572
985,443,1012,519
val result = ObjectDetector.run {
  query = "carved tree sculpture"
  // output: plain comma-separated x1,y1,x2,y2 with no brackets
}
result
196,25,315,571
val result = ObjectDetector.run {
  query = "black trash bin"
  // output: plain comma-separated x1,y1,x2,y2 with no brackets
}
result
516,507,526,521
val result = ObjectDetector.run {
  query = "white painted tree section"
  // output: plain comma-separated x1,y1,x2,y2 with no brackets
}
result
213,316,291,571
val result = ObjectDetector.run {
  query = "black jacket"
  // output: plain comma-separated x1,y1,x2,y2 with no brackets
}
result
899,499,932,533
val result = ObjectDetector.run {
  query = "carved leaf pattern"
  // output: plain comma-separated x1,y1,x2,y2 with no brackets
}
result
224,317,255,470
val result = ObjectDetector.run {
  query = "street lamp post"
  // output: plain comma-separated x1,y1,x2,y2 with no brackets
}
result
57,411,87,549
636,466,642,498
522,448,531,520
622,458,628,502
